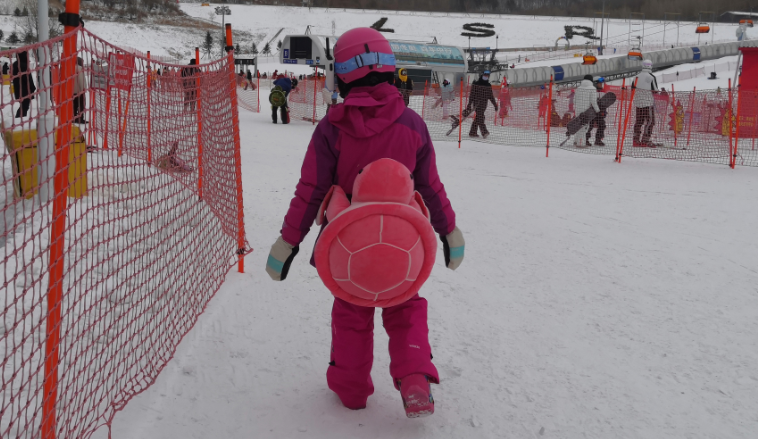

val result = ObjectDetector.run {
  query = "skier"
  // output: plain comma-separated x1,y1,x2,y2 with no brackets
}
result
73,57,87,124
180,58,199,112
395,68,413,107
12,51,36,119
498,81,513,120
464,70,497,138
573,75,600,147
632,59,659,147
272,74,292,124
264,27,464,418
585,77,607,146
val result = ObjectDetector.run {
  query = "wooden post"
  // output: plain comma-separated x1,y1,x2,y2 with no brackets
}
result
685,86,696,146
618,78,639,163
421,80,427,119
458,78,464,148
732,77,742,168
146,51,152,162
44,0,80,437
196,47,203,198
546,75,553,157
226,24,247,273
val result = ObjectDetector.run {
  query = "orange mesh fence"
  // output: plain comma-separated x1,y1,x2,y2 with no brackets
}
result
265,77,758,168
0,27,249,439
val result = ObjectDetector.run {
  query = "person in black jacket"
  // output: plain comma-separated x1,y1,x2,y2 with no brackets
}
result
181,58,200,111
395,68,413,107
12,51,36,118
464,70,498,138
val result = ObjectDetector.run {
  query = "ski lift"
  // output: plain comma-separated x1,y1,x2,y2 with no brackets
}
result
739,19,754,28
582,44,597,65
696,23,710,34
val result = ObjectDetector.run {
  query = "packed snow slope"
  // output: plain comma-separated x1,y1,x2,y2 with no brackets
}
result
93,98,758,439
181,3,744,51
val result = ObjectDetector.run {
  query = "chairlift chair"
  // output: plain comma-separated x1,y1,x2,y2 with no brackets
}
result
696,23,710,34
739,19,754,28
582,45,597,65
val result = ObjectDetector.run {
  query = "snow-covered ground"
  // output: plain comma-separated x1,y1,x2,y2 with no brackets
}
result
89,94,758,439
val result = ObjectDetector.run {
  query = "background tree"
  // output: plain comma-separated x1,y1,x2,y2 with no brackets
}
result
262,42,272,57
235,43,241,54
202,31,214,59
251,42,258,55
7,32,20,44
14,7,21,16
277,40,282,52
0,30,4,43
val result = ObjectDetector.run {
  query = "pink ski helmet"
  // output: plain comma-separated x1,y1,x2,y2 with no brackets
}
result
333,27,396,84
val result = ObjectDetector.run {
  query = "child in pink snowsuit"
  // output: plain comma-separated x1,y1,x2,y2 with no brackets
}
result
265,28,465,417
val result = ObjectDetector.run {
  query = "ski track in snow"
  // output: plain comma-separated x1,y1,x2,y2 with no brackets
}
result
87,105,758,439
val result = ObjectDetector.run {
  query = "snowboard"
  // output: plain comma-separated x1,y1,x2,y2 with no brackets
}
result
446,115,460,136
561,92,617,146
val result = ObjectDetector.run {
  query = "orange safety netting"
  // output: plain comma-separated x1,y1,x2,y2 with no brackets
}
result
0,27,249,439
250,76,758,168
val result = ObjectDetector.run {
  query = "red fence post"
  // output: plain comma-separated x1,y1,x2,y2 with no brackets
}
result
44,1,81,438
313,74,317,125
146,51,152,162
196,47,203,199
614,78,626,159
686,87,696,146
546,75,553,157
257,75,260,112
671,84,679,149
226,24,248,273
458,78,464,148
618,78,639,163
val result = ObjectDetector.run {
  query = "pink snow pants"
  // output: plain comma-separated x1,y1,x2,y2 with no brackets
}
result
327,294,439,409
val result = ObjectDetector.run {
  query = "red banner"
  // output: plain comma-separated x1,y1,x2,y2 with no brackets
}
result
108,52,135,91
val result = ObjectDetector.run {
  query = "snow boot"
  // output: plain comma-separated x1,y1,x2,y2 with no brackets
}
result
594,140,606,146
280,106,290,124
398,374,434,418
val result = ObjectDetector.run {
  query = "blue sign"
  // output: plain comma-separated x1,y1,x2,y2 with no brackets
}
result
551,66,564,81
306,59,314,65
692,47,701,61
283,49,289,59
283,59,298,64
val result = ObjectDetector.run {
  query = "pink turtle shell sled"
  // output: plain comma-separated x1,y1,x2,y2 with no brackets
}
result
314,158,437,308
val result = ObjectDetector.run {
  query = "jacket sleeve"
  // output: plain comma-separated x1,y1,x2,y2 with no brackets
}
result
280,121,339,246
414,124,456,236
591,90,600,112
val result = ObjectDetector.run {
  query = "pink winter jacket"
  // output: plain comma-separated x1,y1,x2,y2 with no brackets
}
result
281,82,456,250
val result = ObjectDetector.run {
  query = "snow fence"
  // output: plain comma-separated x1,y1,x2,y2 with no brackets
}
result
0,27,250,438
256,77,758,169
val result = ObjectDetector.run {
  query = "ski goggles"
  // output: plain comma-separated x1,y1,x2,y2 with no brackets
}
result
335,52,396,75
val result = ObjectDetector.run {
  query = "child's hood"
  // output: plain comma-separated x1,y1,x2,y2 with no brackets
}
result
328,82,406,139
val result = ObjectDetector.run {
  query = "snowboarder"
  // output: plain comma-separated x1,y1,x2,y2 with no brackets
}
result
181,58,199,112
272,74,292,124
12,51,36,119
265,27,464,418
395,68,413,107
573,75,600,147
586,77,607,146
464,70,498,138
632,59,659,147
436,78,455,119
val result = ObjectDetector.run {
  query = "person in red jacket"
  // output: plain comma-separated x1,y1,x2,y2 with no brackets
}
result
265,28,464,418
